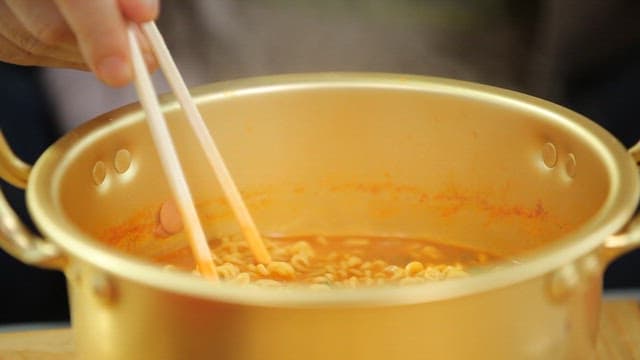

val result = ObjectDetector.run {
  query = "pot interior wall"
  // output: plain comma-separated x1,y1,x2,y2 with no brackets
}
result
54,83,610,261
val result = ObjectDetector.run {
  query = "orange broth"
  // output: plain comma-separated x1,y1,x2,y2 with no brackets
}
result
147,235,501,288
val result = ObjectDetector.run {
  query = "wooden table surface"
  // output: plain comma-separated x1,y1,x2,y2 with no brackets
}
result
0,299,638,359
598,299,640,359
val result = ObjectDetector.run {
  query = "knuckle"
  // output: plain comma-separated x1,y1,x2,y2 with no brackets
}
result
15,33,43,55
31,22,73,47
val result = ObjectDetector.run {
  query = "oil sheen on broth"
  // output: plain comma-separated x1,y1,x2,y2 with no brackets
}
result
149,235,499,288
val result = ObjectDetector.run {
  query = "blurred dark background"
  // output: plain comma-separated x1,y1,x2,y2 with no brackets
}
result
0,64,69,324
0,0,638,324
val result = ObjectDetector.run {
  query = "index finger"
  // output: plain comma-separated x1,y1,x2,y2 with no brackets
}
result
54,0,157,86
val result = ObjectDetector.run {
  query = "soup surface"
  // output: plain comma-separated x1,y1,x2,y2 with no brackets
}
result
143,234,500,288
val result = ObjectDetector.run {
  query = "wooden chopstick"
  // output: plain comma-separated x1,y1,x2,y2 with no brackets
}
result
128,22,271,277
141,22,271,265
127,24,218,280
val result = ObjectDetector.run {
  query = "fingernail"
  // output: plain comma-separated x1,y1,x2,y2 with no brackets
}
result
96,56,132,87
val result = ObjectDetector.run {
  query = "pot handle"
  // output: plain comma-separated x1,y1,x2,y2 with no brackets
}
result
601,140,640,262
631,140,640,164
0,131,66,270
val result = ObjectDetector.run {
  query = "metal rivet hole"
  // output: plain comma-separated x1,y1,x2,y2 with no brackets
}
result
114,149,132,174
579,255,601,279
548,264,579,302
541,142,557,168
566,153,577,178
92,161,107,185
92,273,118,305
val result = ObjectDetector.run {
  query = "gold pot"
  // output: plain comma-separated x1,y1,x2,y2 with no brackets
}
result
0,74,638,359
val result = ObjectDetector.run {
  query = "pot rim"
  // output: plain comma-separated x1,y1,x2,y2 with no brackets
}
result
27,73,640,307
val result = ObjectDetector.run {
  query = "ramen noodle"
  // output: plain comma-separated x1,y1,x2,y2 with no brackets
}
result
147,234,500,288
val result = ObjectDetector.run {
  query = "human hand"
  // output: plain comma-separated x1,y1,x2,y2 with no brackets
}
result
0,0,159,87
